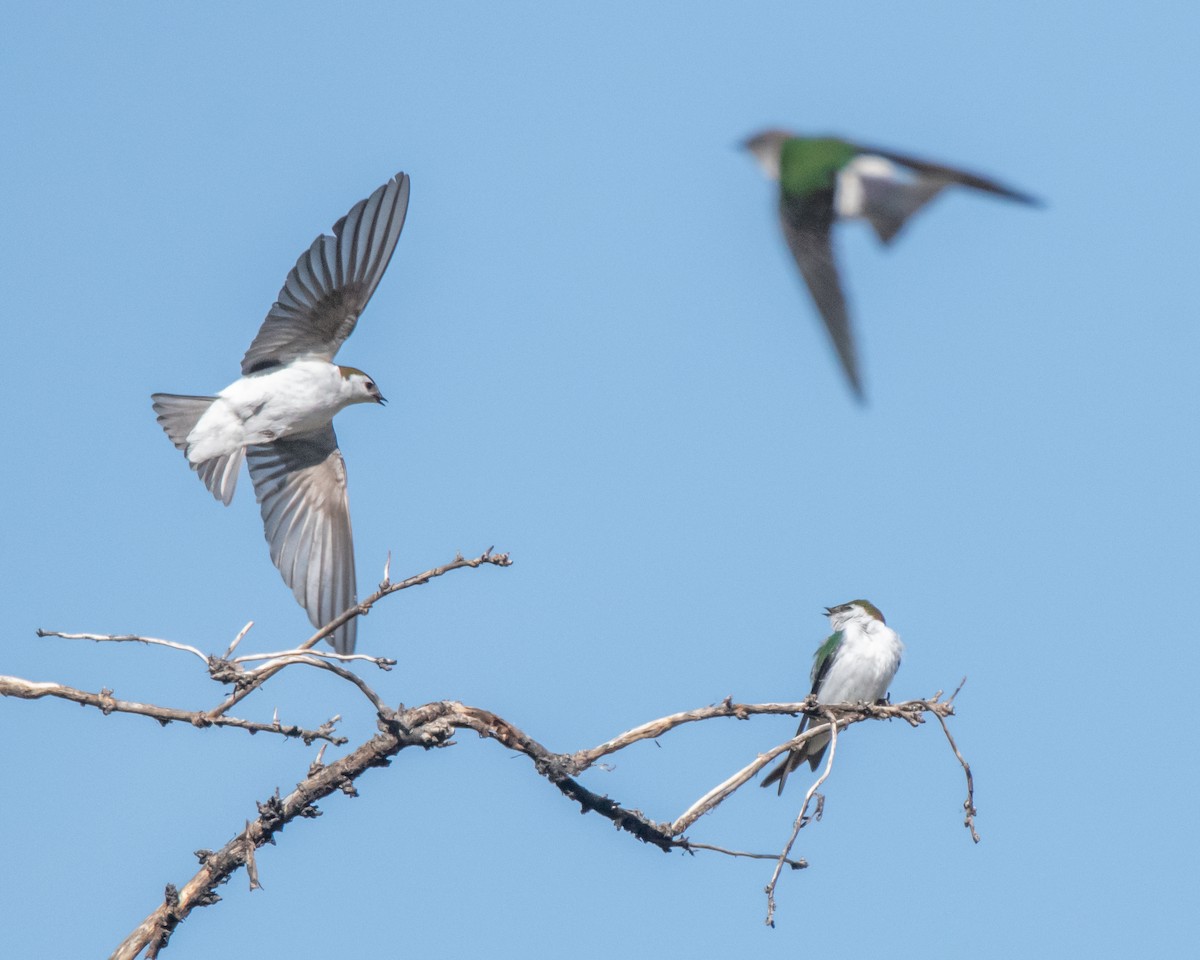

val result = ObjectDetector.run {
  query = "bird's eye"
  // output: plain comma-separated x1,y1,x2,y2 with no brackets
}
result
366,381,375,391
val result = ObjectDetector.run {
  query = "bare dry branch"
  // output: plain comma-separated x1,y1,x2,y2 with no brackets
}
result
933,708,980,842
108,700,466,959
0,675,345,745
204,548,511,719
233,649,396,669
100,690,972,955
222,621,254,659
35,630,209,663
295,547,513,652
570,696,806,767
669,718,839,835
21,552,510,749
23,576,973,957
93,690,972,955
683,842,806,869
765,708,839,927
242,655,391,713
450,704,681,851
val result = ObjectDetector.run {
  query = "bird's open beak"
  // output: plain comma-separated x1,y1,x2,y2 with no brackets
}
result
822,607,834,616
376,395,388,406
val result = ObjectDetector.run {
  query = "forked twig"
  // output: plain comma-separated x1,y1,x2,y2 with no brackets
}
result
205,549,511,719
764,708,838,927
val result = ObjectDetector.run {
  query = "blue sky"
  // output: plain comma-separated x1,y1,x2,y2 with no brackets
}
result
3,2,1197,956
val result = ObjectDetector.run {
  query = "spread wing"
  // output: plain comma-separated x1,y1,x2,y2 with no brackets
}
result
779,188,862,399
245,426,357,654
241,172,411,375
859,144,1040,206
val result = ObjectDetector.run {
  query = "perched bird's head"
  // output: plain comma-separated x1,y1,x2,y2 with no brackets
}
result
741,128,793,181
824,600,885,630
339,365,387,405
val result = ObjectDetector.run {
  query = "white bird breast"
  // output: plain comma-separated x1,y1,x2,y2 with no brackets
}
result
185,360,353,462
817,620,904,705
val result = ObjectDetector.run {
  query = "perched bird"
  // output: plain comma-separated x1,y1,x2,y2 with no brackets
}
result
152,171,411,654
761,599,903,795
742,130,1038,398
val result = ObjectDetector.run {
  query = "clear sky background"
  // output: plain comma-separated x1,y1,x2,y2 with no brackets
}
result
3,2,1197,957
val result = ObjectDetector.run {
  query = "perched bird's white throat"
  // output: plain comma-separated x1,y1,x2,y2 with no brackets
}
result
761,598,903,794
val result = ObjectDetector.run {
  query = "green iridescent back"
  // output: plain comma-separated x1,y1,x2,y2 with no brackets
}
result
779,137,858,196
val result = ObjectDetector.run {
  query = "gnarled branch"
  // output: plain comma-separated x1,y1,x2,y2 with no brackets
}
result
106,693,972,959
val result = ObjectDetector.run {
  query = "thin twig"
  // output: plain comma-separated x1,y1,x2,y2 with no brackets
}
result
570,697,820,769
234,649,396,670
0,675,345,745
933,708,980,842
670,719,840,835
764,708,839,928
294,548,513,653
246,656,390,713
682,841,806,869
205,549,510,719
571,696,948,772
223,622,254,659
35,630,209,664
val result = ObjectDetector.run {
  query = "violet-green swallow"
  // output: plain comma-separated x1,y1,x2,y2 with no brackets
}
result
152,171,410,654
742,130,1039,398
761,599,903,794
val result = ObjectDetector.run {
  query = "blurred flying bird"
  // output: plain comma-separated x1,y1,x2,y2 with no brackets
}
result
743,130,1038,398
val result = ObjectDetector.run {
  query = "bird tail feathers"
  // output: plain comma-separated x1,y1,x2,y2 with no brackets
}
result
760,752,800,794
760,719,831,794
862,178,946,244
195,447,245,505
151,393,243,505
152,393,214,449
